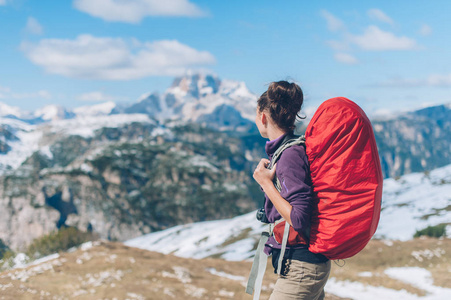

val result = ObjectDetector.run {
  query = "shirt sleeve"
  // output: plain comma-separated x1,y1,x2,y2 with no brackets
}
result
275,145,313,233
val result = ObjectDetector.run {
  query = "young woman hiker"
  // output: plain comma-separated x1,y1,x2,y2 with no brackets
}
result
253,81,331,300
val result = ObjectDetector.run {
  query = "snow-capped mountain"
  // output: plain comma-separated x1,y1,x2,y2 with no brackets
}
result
34,105,75,121
73,101,117,118
128,73,257,130
1,74,257,131
1,73,451,179
0,74,258,174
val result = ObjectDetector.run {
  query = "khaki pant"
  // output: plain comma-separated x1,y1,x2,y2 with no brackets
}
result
269,259,331,300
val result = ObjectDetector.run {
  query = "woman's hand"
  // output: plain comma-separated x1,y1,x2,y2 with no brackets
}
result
253,159,277,187
254,159,293,226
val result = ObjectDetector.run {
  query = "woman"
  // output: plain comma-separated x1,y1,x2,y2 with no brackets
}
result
253,81,330,300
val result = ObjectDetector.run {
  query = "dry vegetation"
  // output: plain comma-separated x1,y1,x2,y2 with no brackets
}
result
0,238,449,300
330,237,451,296
0,241,274,300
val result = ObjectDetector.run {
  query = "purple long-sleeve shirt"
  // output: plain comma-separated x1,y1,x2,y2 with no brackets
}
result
264,133,313,252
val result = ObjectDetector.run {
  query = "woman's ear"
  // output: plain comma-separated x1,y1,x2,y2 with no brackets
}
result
261,111,268,126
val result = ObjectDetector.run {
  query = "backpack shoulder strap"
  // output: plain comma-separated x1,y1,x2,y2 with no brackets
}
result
269,134,306,275
269,134,305,169
269,135,305,192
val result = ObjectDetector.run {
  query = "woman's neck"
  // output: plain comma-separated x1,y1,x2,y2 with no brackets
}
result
267,126,287,141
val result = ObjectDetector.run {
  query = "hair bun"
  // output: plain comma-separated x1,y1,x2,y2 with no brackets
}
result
267,81,303,105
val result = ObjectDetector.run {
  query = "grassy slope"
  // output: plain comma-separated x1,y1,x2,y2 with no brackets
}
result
0,238,449,300
330,238,450,296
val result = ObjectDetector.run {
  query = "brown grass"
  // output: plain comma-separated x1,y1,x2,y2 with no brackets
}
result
0,241,271,300
329,237,451,296
0,237,449,299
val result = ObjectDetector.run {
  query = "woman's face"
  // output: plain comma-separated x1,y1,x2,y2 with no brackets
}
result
255,108,268,138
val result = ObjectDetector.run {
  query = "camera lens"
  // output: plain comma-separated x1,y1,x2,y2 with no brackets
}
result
256,207,269,224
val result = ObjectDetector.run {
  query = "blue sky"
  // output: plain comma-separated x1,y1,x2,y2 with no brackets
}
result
0,0,450,116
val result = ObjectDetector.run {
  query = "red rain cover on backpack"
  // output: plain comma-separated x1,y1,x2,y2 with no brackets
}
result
305,97,383,260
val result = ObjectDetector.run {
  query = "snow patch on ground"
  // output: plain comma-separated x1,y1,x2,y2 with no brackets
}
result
375,164,451,240
411,248,446,262
162,266,192,284
385,267,451,298
125,211,265,261
28,253,60,267
327,278,419,300
327,267,451,300
205,268,246,282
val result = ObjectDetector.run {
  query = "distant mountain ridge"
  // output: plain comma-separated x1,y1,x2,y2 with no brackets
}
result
1,73,451,178
2,73,451,178
0,74,257,131
2,74,451,178
372,103,451,178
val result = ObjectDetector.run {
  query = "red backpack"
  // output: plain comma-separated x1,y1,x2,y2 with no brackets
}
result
305,97,383,259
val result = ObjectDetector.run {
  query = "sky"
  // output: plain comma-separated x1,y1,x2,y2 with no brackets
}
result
0,0,450,116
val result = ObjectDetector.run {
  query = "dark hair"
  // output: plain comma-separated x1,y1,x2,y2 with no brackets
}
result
257,80,304,132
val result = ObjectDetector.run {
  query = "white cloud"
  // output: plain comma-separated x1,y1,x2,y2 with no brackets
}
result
326,40,350,51
419,24,432,36
322,10,418,57
13,90,52,99
320,10,345,32
0,85,11,93
36,90,52,99
334,53,359,64
25,17,43,35
21,34,216,80
367,8,394,25
77,91,115,102
73,0,207,23
348,26,417,51
426,74,451,86
376,74,451,87
0,86,52,100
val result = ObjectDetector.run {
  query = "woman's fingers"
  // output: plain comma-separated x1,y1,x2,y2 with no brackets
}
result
259,158,270,168
253,159,276,185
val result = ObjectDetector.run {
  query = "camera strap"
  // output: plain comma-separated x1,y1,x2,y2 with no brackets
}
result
246,219,290,299
245,230,270,299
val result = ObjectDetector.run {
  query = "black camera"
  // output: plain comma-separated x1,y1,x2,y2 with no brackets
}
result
256,207,270,224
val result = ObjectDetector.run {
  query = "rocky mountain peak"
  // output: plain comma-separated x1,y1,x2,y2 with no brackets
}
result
73,101,117,117
170,73,221,98
34,105,75,121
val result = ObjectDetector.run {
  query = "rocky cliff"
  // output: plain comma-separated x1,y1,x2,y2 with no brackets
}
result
0,121,263,250
373,104,451,178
